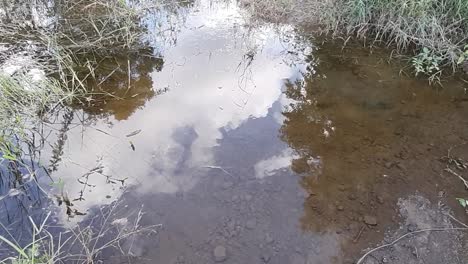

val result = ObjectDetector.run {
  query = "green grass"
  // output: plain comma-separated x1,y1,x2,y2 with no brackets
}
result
244,0,468,78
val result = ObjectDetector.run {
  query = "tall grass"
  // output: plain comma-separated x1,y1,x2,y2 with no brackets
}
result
243,0,468,77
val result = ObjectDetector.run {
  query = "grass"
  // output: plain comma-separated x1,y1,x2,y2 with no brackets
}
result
243,0,468,79
0,0,166,158
0,1,165,260
0,200,160,263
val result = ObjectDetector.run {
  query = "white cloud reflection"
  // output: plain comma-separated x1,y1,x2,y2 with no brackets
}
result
45,0,309,217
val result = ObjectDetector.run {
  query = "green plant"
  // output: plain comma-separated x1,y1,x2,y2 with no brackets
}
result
457,45,468,65
0,213,55,264
412,47,443,78
456,198,467,208
244,0,468,77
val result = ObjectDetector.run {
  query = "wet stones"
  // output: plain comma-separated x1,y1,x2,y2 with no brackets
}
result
364,215,378,226
213,245,227,262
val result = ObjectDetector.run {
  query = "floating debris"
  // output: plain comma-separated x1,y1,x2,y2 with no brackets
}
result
126,129,142,137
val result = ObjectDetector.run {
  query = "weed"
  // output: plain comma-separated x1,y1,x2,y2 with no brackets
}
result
0,200,161,263
243,0,468,76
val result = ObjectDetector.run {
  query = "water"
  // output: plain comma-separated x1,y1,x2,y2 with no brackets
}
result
1,0,468,263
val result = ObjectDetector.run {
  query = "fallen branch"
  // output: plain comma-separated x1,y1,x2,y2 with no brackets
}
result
445,167,468,189
356,227,468,264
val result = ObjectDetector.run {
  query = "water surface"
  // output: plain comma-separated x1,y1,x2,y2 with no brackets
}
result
1,0,468,263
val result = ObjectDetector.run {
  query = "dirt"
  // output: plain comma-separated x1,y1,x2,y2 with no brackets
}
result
361,195,468,264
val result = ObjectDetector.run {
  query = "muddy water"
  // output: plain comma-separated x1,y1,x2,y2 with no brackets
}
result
1,0,468,263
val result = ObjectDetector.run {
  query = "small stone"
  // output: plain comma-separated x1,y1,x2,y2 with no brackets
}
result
363,215,378,226
348,194,357,200
246,219,256,229
382,256,389,263
261,253,271,262
377,196,384,204
396,163,406,171
265,233,274,244
337,205,344,211
338,185,346,191
213,246,227,262
384,162,393,169
105,195,111,199
407,223,418,232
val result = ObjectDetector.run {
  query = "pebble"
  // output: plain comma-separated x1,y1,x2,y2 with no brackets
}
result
384,162,393,169
246,219,256,229
382,256,389,263
363,215,378,226
396,163,407,171
213,245,227,262
261,253,271,262
348,194,357,200
338,185,346,191
407,223,418,232
265,233,274,244
377,196,384,204
337,205,345,211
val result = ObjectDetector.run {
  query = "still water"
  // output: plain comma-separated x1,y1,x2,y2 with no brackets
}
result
1,0,467,263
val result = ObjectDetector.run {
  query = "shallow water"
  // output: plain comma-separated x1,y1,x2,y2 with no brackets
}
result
1,0,468,263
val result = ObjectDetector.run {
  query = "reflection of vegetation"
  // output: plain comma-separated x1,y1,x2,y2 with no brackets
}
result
73,52,167,120
0,201,160,263
48,108,74,173
0,0,190,260
244,0,468,77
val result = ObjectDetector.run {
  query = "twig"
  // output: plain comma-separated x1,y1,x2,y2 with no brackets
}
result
356,227,468,264
353,225,365,243
444,212,468,228
445,167,468,189
201,165,233,176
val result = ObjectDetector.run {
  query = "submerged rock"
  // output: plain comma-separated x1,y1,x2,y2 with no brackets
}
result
213,245,227,262
363,215,378,226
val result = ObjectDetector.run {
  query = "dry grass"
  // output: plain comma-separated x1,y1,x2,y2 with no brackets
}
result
242,0,468,77
0,199,160,264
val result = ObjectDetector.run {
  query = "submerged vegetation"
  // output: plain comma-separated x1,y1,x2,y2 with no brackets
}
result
244,0,468,79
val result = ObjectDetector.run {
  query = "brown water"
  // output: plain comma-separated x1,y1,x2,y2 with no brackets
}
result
1,0,468,263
